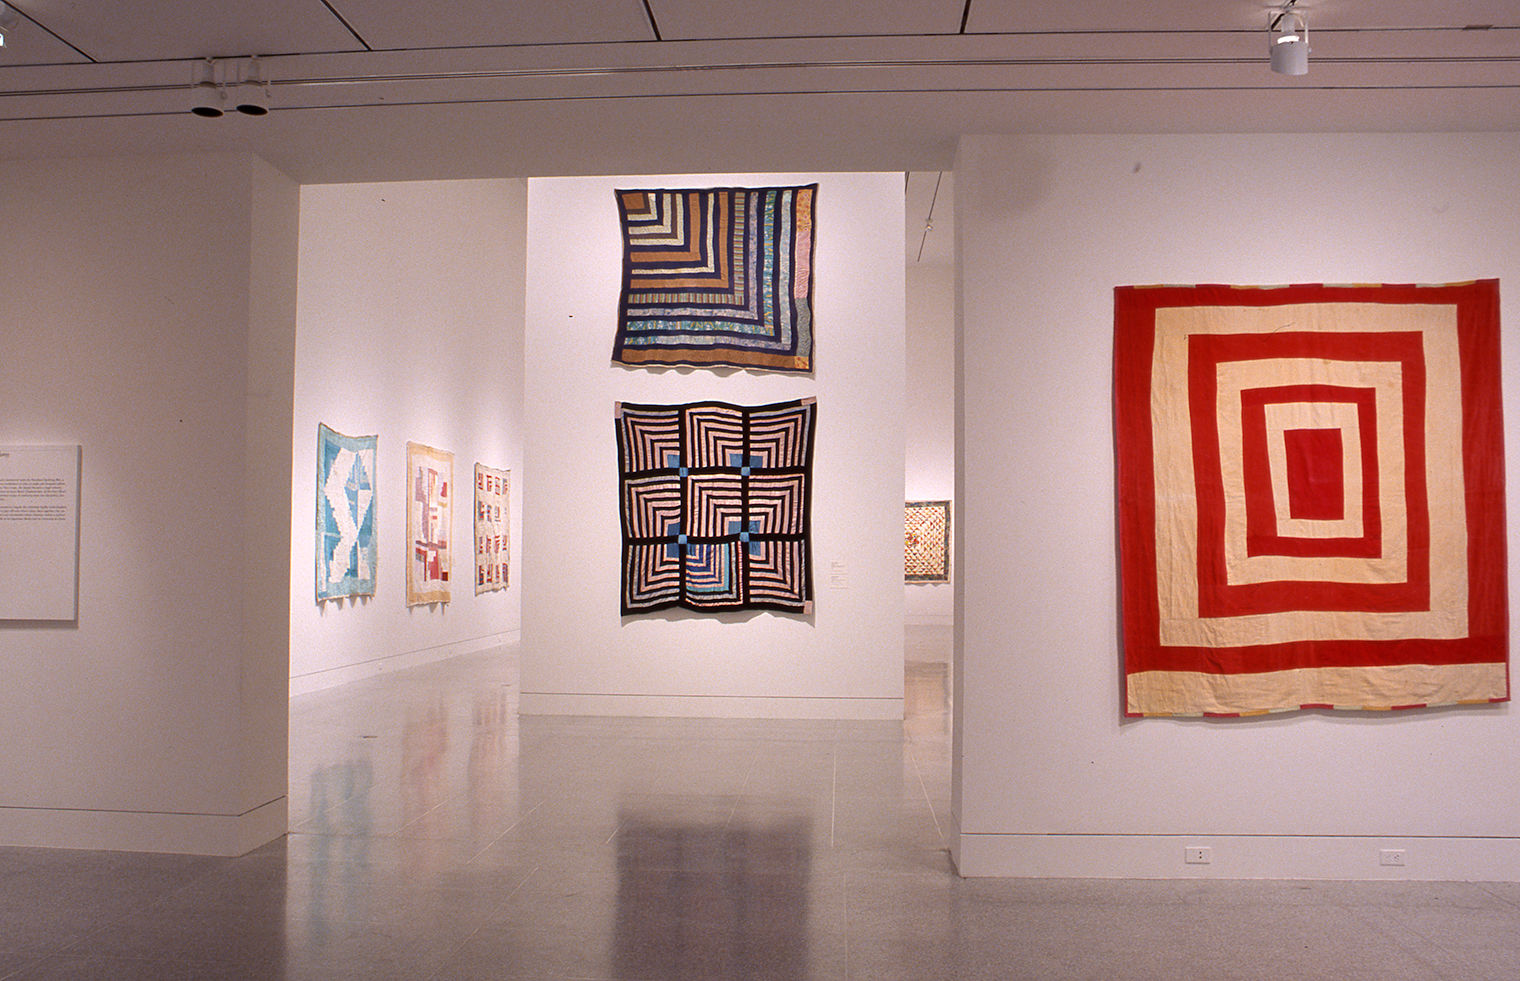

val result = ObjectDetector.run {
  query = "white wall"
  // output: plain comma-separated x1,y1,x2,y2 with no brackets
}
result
0,153,297,855
952,133,1520,880
905,263,956,624
290,180,527,694
522,172,906,719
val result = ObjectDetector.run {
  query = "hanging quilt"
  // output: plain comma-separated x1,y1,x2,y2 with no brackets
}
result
616,398,816,614
316,424,377,602
905,500,951,582
1114,280,1507,717
611,184,816,373
406,441,453,606
475,463,509,594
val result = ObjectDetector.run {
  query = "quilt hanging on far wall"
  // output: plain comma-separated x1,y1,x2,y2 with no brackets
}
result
1114,280,1507,717
406,441,453,606
905,500,951,582
611,184,816,373
474,463,509,594
616,398,816,614
316,424,377,602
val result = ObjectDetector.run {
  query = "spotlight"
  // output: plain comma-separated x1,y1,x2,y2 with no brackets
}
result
1269,2,1309,76
190,58,224,117
232,57,271,116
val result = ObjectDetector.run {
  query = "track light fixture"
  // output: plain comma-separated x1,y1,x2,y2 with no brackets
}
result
232,57,270,116
190,58,224,117
190,57,275,117
1269,1,1309,76
0,2,17,49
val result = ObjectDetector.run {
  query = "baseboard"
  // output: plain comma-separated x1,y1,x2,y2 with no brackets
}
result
0,795,287,857
290,629,519,696
952,832,1520,881
519,691,904,720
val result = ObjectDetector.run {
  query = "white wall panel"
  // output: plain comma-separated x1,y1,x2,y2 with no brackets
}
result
905,263,956,624
953,133,1520,879
0,153,297,854
289,179,527,693
522,172,906,719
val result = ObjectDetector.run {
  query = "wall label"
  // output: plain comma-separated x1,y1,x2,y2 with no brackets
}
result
0,445,81,621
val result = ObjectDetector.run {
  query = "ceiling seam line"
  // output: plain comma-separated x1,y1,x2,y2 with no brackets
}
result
318,0,372,51
9,80,1517,122
642,0,664,42
8,59,1520,103
6,25,1519,70
8,71,1520,101
10,6,98,63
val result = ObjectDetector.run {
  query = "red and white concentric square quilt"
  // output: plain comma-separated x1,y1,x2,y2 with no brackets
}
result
1115,281,1508,716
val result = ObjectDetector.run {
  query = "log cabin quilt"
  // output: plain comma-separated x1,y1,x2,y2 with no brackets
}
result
616,398,815,614
612,185,816,373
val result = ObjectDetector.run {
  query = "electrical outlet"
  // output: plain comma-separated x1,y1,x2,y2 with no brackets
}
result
1184,846,1212,865
1379,849,1407,867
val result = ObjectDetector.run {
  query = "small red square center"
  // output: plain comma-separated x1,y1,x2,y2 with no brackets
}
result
1284,427,1345,521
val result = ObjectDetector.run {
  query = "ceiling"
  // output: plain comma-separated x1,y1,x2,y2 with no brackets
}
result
0,1,1516,184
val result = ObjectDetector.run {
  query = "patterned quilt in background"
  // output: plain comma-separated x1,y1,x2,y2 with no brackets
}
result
905,500,951,582
406,441,453,606
474,463,509,594
616,398,816,614
611,185,816,373
1114,280,1508,716
316,423,377,601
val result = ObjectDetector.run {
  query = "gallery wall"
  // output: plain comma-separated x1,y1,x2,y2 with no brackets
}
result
905,263,956,624
521,172,907,719
0,153,297,854
953,133,1520,879
290,179,527,694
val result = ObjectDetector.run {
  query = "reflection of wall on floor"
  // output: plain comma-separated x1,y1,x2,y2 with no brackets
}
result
906,263,955,626
615,814,812,980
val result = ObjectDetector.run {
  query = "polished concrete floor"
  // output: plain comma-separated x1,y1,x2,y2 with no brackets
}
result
6,625,1520,979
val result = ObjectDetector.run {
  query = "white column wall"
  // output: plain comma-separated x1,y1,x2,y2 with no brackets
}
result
522,173,906,719
290,180,527,694
952,133,1520,880
906,263,956,624
0,153,297,855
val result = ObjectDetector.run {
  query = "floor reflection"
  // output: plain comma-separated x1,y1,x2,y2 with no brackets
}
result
305,760,374,835
12,634,1520,978
614,811,813,981
401,698,450,827
301,762,374,943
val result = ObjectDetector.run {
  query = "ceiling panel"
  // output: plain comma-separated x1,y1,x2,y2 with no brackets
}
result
650,0,966,40
329,0,655,50
964,0,1520,33
0,4,89,65
0,1,1516,181
8,0,363,61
